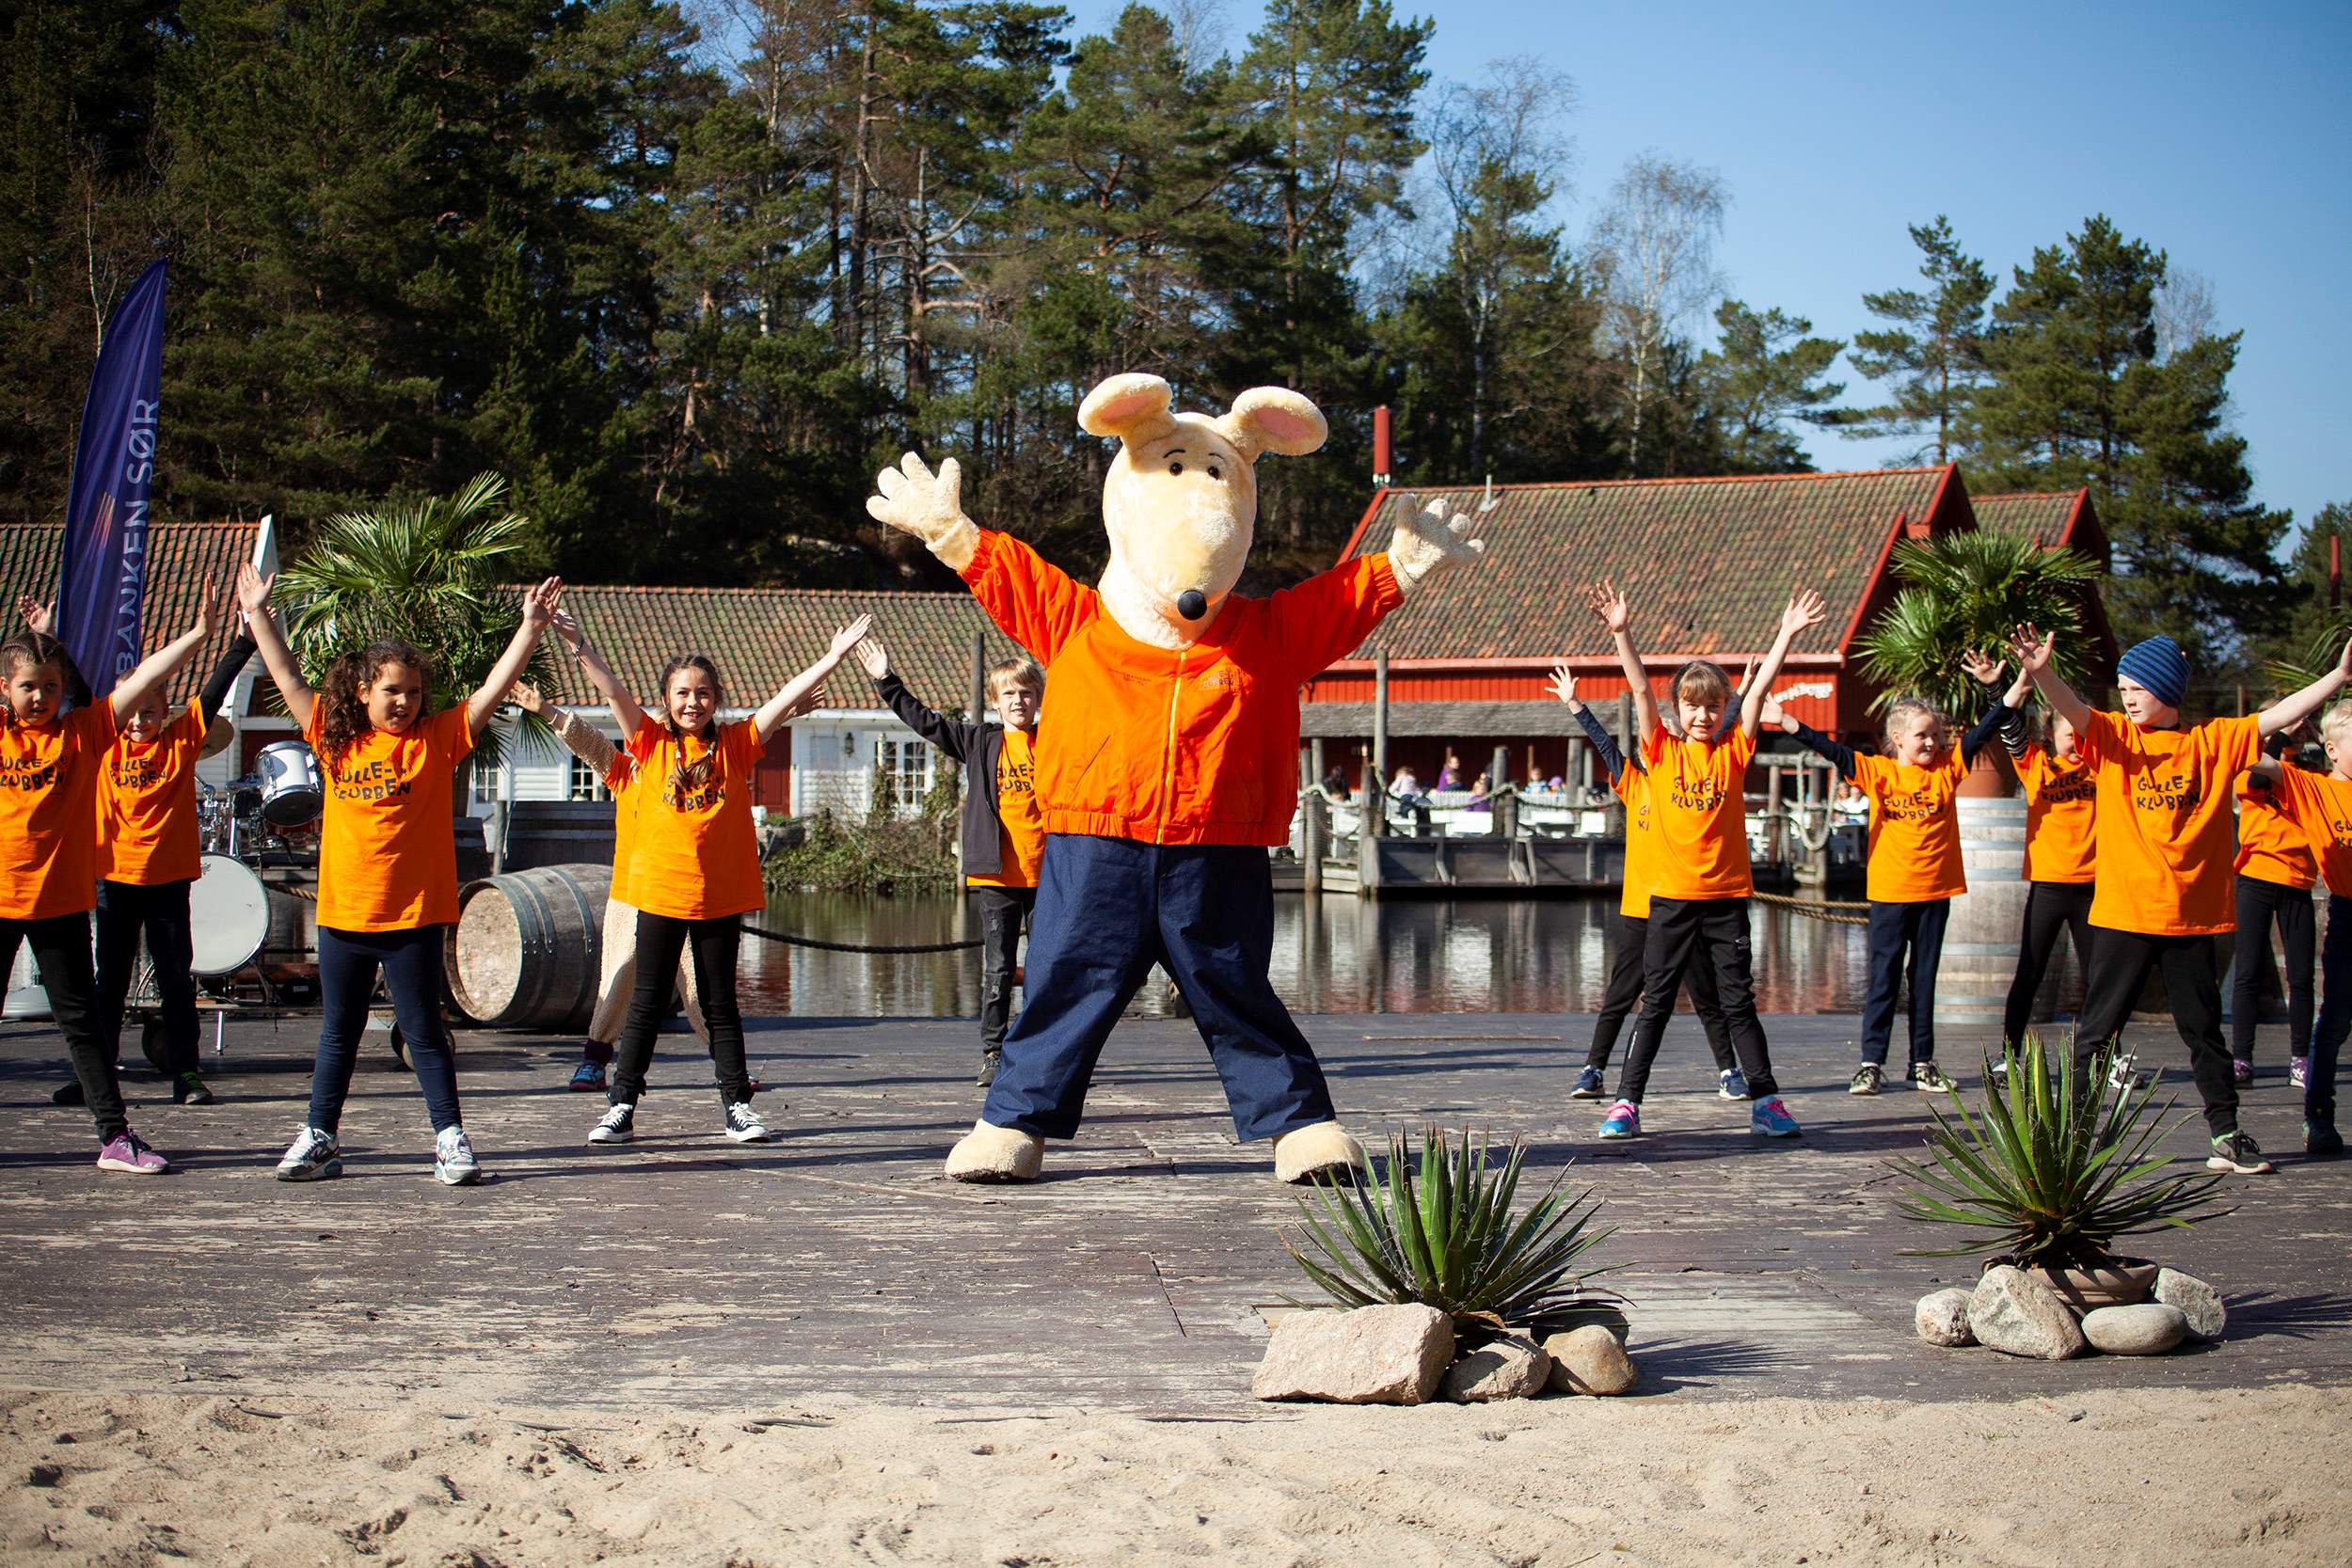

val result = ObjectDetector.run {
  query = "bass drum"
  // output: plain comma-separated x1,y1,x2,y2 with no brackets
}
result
256,739,325,828
189,852,271,976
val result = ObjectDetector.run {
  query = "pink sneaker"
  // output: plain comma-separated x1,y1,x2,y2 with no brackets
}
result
96,1130,168,1175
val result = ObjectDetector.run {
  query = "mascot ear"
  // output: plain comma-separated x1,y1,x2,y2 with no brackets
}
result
1078,373,1178,443
1220,388,1327,461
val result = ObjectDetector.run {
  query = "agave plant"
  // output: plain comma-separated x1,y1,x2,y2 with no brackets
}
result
1891,1034,2231,1269
1854,531,2101,721
1283,1125,1620,1339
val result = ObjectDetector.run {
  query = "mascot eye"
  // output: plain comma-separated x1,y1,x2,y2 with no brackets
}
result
1207,466,1222,481
1168,461,1184,476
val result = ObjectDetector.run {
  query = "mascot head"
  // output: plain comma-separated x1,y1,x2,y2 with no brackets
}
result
1077,372,1327,648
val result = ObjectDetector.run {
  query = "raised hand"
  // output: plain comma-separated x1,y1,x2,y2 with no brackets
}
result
1546,661,1581,709
866,452,977,568
2010,624,2055,674
852,635,889,681
2338,631,2352,681
192,573,231,638
778,685,825,721
1960,647,2006,687
1388,498,1487,594
16,595,52,635
1780,587,1827,640
1758,693,1795,732
548,607,587,649
519,576,564,629
829,614,875,659
1583,579,1629,634
235,562,276,616
507,678,547,715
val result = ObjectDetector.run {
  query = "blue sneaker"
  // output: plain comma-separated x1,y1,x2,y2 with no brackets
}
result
1750,1096,1801,1138
569,1058,608,1092
1598,1100,1640,1139
1718,1068,1749,1100
1571,1065,1607,1099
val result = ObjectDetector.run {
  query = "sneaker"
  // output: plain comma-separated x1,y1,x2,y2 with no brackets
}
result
1909,1061,1958,1094
977,1053,1001,1088
1849,1064,1883,1096
568,1058,608,1093
2307,1119,2344,1159
1751,1097,1802,1137
52,1080,86,1106
2291,1055,2309,1090
1717,1068,1750,1100
2106,1051,2147,1091
275,1126,342,1181
723,1101,774,1144
173,1070,215,1106
95,1130,167,1175
434,1126,481,1186
2206,1131,2274,1176
588,1102,636,1145
2232,1056,2254,1088
1597,1100,1640,1139
1571,1064,1607,1099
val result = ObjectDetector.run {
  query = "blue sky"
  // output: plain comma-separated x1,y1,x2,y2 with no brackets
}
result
1063,0,2352,538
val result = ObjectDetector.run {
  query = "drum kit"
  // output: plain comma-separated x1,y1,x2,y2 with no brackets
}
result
186,737,325,986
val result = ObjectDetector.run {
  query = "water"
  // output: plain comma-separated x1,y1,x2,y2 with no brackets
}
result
739,892,1871,1017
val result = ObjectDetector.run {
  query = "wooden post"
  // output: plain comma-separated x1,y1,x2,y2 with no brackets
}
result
1303,789,1325,895
1488,744,1509,800
1309,736,1325,789
1766,762,1785,867
1370,650,1390,842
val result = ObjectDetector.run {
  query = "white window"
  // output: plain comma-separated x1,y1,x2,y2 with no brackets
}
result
469,758,507,805
876,736,933,814
566,754,609,801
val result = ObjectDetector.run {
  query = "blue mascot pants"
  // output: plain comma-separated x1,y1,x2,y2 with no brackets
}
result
980,833,1336,1142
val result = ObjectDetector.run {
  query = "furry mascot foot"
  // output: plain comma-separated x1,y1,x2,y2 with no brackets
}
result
1272,1121,1365,1185
945,1119,1044,1183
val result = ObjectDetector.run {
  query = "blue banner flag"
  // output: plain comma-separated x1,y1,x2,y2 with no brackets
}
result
56,259,167,700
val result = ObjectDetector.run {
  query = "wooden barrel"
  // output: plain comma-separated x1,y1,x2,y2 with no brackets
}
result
1935,797,2038,1029
444,863,612,1031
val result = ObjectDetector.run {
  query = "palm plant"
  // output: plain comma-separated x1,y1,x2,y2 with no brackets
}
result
279,473,554,761
1891,1034,2231,1269
1854,531,2101,721
1283,1125,1621,1340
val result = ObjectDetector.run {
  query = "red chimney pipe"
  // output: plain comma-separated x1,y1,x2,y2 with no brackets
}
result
2332,533,2341,610
1372,405,1392,487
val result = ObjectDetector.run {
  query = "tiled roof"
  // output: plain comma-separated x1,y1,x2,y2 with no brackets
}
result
1337,467,1962,664
547,585,1021,716
1971,491,2082,548
0,521,259,704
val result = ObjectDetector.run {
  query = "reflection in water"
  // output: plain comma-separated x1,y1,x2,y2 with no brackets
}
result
742,892,1871,1018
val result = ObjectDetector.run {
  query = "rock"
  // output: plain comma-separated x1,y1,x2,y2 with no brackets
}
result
1252,1305,1454,1404
1915,1289,1976,1347
25,1463,62,1487
1439,1335,1551,1402
2153,1269,2226,1341
2081,1303,2189,1355
1967,1266,2086,1360
1543,1324,1640,1395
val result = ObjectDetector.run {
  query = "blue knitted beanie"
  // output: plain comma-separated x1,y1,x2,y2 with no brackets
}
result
2115,635,2189,709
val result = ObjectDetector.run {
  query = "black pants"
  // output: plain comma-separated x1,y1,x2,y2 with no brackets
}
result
1585,907,1736,1072
93,878,199,1078
2306,895,2349,1127
970,884,1035,1055
2232,874,2314,1061
2004,879,2094,1048
1619,895,1776,1102
611,911,750,1106
1861,898,1950,1067
3,911,126,1141
310,925,462,1134
2074,927,2236,1137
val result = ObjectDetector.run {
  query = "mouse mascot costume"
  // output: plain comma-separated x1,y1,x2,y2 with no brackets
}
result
866,373,1485,1183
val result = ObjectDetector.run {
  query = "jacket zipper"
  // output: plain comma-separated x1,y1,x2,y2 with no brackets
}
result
1158,647,1185,845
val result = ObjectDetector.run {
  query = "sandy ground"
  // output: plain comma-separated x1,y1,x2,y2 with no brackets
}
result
3,1384,2345,1568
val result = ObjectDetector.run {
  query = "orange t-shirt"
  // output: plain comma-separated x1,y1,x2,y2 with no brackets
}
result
306,705,474,932
2266,766,2352,896
97,699,208,886
2015,744,2096,885
0,702,119,920
1639,725,1754,901
2075,709,2261,937
968,727,1043,890
2233,773,2317,889
624,719,764,920
1610,758,1659,920
1850,751,1969,903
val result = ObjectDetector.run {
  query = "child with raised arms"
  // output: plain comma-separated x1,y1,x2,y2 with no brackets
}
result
1764,659,2014,1094
1589,580,1824,1141
241,563,564,1184
584,615,871,1148
2246,699,2352,1158
2230,725,2316,1088
2,577,230,1172
2011,625,2352,1176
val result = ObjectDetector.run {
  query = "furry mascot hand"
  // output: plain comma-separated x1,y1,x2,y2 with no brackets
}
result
866,451,979,572
1388,497,1490,594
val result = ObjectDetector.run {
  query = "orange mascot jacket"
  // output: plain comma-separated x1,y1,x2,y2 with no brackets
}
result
960,529,1403,847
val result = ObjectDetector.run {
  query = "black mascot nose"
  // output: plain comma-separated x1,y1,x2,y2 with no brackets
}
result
1177,590,1208,621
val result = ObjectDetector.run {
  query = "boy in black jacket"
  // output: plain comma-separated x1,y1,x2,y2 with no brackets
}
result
854,634,1044,1085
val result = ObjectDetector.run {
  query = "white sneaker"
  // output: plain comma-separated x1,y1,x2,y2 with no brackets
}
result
275,1126,342,1181
588,1102,636,1144
723,1101,773,1143
434,1126,481,1186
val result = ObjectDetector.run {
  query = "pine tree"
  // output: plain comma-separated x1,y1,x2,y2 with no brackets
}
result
1694,299,1846,473
1844,214,1992,464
